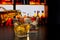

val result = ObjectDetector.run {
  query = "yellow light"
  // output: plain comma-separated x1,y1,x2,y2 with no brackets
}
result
30,1,40,5
2,2,7,4
34,13,37,17
38,13,41,17
30,1,35,5
26,24,30,32
41,13,45,18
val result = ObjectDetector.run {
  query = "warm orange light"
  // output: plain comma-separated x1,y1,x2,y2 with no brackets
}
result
26,24,30,32
35,2,40,5
41,3,45,5
2,0,13,4
30,1,35,5
38,13,41,18
7,2,12,4
34,13,37,17
30,1,40,5
2,2,7,4
29,0,40,5
5,0,11,1
2,2,12,4
24,15,27,18
16,15,20,18
41,13,45,18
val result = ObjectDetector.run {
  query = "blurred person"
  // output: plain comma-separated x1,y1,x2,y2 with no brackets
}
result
16,14,20,19
24,15,27,18
19,16,24,24
41,11,46,25
1,14,6,27
31,16,36,22
30,16,38,30
37,11,41,18
38,17,42,26
16,13,23,24
6,16,13,27
24,16,32,24
0,15,3,27
35,11,41,26
13,16,18,27
34,11,37,17
16,12,21,19
37,13,42,25
36,16,39,25
41,11,45,18
23,15,27,24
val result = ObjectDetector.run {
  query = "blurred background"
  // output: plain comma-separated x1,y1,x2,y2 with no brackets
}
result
0,0,48,40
